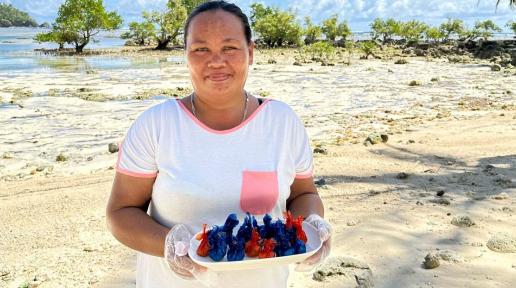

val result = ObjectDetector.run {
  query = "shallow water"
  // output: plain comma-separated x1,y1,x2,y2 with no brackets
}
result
0,27,186,73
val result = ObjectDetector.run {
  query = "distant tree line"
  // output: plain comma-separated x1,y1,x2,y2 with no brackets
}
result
0,3,38,27
31,0,516,53
370,18,508,45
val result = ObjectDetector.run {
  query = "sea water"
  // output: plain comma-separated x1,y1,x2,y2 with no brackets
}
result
0,27,184,73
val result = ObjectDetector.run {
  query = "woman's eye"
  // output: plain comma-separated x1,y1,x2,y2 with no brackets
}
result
223,46,237,51
194,48,208,52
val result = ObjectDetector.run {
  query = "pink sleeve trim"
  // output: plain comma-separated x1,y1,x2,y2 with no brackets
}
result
115,167,158,178
115,140,158,179
295,168,314,179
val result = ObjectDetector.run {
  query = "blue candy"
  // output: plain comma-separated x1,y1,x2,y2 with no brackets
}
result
227,236,245,261
208,226,227,261
236,212,257,242
272,219,294,257
293,239,306,254
222,213,239,243
259,214,274,239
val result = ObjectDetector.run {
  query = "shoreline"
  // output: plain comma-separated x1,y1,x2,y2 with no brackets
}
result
1,55,515,182
26,38,516,67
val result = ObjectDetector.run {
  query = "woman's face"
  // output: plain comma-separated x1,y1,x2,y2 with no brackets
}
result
185,10,253,98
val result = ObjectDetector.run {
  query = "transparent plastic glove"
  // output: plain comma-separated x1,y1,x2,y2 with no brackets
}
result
164,224,219,286
295,214,332,272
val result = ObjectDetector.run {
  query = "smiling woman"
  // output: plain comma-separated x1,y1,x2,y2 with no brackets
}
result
182,8,254,130
106,1,332,288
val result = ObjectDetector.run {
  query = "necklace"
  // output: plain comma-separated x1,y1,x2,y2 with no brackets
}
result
190,91,249,123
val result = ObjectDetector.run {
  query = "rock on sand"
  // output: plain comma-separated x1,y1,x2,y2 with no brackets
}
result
487,233,516,253
313,256,373,287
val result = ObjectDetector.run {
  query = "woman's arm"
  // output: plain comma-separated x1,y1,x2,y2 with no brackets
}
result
287,177,324,218
106,172,169,257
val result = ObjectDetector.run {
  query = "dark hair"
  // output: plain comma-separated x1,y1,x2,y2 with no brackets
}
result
184,1,252,46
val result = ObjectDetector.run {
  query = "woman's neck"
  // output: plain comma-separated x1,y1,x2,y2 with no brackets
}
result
184,90,259,130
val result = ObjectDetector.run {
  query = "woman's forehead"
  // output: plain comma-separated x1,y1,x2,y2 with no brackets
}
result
188,10,245,42
189,38,240,45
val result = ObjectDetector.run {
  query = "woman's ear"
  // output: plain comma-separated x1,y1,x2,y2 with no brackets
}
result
248,41,255,65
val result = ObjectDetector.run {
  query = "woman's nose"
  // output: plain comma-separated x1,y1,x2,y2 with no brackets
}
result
208,52,226,68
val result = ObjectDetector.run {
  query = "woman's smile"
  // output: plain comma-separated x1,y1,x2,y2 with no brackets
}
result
207,73,231,82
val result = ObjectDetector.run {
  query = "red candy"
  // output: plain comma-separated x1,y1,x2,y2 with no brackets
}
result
245,228,260,257
196,224,210,257
258,239,276,259
283,211,294,230
293,216,307,243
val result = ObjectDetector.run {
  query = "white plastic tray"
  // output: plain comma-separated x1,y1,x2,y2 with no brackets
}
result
188,222,322,271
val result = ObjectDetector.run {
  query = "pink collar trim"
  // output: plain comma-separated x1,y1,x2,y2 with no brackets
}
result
176,98,271,134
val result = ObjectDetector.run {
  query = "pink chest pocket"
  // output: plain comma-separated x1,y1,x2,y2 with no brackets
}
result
240,171,279,215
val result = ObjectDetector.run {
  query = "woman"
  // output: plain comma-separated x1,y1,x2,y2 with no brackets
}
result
106,1,332,287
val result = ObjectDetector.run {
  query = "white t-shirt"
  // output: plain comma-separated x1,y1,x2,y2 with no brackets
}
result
116,98,314,288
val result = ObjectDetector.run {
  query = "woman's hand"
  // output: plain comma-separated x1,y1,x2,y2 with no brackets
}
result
295,214,332,271
164,224,219,285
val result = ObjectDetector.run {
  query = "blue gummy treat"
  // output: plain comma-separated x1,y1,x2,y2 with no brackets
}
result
259,214,274,239
208,226,228,261
227,236,245,261
273,219,293,256
293,239,306,254
236,212,255,242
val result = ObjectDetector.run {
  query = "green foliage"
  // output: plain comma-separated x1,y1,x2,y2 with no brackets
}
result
0,3,38,27
474,19,502,40
322,15,338,41
337,21,352,42
249,3,273,27
34,23,76,49
250,3,302,48
425,27,444,42
0,19,12,27
145,0,187,49
125,0,205,49
461,20,502,41
508,21,516,34
321,14,352,43
182,0,207,14
302,41,336,63
370,18,401,43
358,40,377,59
385,18,402,37
303,16,322,45
121,21,156,45
399,20,429,44
35,0,122,52
370,18,383,41
343,40,355,65
439,18,466,41
56,153,69,162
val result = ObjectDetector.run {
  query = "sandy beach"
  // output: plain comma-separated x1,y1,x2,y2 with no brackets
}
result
1,49,516,287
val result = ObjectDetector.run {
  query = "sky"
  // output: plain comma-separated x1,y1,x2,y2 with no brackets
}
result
2,0,515,32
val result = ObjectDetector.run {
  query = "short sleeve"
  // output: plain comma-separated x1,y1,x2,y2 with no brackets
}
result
291,113,314,179
115,108,158,178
